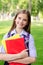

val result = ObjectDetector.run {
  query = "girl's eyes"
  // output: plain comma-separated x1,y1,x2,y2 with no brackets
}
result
18,17,27,21
18,17,21,19
23,19,27,21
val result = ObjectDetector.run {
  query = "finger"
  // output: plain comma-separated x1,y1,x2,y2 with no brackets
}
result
23,49,28,52
25,49,28,51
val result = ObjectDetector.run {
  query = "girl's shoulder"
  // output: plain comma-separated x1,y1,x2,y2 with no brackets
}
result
23,30,33,38
29,34,34,39
3,33,8,39
3,29,16,39
22,30,34,40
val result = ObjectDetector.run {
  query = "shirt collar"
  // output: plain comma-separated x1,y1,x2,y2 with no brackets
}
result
11,29,28,36
11,29,16,35
20,29,28,36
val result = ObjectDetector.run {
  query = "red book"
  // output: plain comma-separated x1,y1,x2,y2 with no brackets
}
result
5,38,26,65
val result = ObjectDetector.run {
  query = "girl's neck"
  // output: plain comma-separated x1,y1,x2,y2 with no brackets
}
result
15,27,23,34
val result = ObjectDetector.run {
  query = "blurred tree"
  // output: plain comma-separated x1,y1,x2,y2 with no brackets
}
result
0,0,2,11
31,0,39,16
0,0,11,12
28,0,32,14
0,0,43,16
16,0,28,10
31,0,43,16
39,0,43,14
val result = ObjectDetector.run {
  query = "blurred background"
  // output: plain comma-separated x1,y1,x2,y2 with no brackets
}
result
0,0,43,65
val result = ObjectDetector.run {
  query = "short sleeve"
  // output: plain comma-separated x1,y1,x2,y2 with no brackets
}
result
3,33,8,39
0,33,8,53
0,46,2,53
29,34,37,57
0,45,6,53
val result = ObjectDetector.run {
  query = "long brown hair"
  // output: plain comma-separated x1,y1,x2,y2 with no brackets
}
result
9,10,31,34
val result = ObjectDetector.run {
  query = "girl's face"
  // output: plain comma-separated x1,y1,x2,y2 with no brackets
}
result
15,13,28,29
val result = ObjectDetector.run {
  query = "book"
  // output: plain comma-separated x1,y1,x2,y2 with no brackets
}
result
2,34,26,65
6,34,20,40
6,38,26,65
5,38,26,54
2,34,20,52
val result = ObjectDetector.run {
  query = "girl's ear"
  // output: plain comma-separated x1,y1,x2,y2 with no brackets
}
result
15,19,16,22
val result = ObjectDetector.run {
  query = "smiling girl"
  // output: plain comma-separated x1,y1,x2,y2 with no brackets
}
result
0,10,37,65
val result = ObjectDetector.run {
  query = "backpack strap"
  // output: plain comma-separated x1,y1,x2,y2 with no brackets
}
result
22,33,31,65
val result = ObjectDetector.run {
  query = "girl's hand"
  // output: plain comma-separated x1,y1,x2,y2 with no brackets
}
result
20,49,28,58
8,49,28,63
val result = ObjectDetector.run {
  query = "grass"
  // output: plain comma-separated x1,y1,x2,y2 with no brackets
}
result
31,23,43,65
0,20,43,65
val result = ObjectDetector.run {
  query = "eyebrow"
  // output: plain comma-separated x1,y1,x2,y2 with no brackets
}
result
23,19,27,21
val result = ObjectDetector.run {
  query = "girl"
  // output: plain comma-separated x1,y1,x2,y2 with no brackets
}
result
0,10,37,65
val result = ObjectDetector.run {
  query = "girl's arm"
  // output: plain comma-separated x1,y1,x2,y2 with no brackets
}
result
8,34,37,64
9,57,36,64
0,53,21,61
0,49,28,61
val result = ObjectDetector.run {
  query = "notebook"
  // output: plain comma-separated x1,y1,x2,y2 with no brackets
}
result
2,34,26,65
2,34,20,52
5,38,26,54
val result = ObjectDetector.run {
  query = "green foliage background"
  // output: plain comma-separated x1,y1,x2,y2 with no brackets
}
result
0,0,43,16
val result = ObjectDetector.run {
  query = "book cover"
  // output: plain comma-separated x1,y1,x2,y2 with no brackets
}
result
2,34,26,65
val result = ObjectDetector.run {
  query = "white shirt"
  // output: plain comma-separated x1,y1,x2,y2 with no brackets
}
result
0,29,37,57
